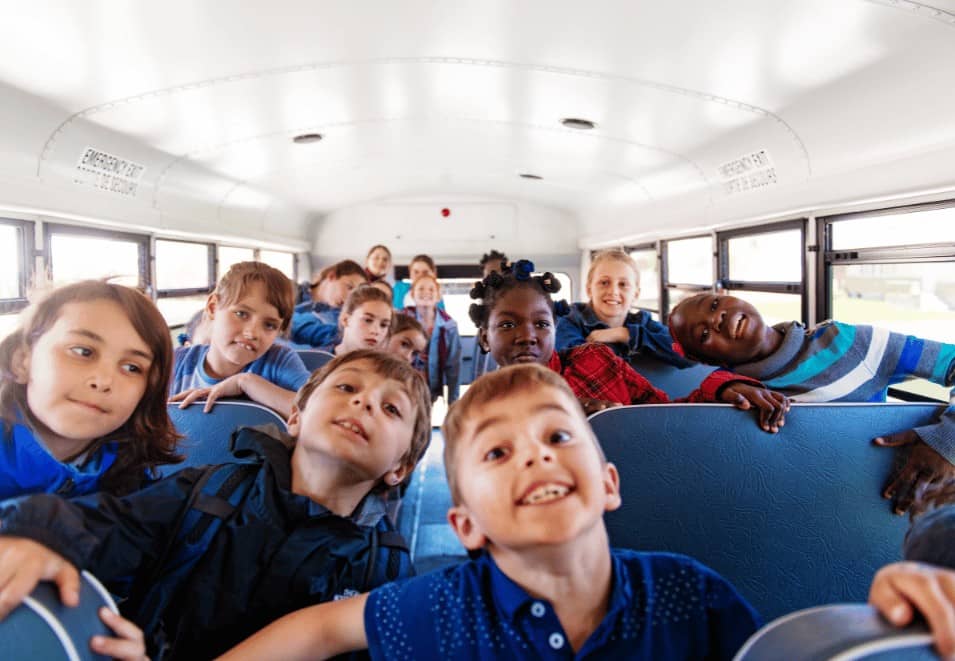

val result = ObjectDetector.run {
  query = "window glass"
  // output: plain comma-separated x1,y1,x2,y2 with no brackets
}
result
156,294,209,329
832,207,955,250
259,250,296,280
725,291,802,326
629,249,659,312
156,240,211,291
727,230,801,282
50,233,140,287
666,237,712,285
0,225,21,299
665,288,698,316
832,261,955,401
218,246,255,279
0,314,18,341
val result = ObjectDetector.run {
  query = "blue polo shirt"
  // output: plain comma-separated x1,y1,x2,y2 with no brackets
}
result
364,549,760,660
171,344,310,395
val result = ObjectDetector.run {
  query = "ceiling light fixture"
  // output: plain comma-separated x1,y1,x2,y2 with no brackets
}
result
292,133,323,144
560,118,596,130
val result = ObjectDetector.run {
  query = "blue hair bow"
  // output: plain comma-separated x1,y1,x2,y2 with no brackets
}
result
513,259,535,281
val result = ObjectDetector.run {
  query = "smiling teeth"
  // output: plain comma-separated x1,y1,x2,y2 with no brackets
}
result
338,421,364,436
521,484,570,504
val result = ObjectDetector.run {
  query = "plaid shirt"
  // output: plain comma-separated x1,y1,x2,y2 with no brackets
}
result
548,343,756,405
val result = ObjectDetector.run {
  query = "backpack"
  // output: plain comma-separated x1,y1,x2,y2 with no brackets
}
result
126,461,413,655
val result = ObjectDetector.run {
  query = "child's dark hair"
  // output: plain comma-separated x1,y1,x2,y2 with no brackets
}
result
902,478,955,569
479,249,508,269
0,281,182,494
311,260,367,288
340,285,394,330
294,349,432,490
467,259,569,329
217,261,295,331
410,254,436,273
393,313,428,341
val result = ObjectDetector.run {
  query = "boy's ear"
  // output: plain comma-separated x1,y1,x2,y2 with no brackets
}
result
205,293,219,320
602,462,622,513
11,345,30,384
448,505,488,551
476,328,489,353
286,404,302,436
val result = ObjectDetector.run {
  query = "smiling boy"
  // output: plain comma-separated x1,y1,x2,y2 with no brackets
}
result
170,261,310,418
667,292,955,513
0,349,431,659
220,364,762,660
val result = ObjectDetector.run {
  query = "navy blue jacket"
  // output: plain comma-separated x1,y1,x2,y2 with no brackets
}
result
556,302,695,368
0,427,412,659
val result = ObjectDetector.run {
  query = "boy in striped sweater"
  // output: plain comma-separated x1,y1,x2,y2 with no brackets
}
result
667,292,955,514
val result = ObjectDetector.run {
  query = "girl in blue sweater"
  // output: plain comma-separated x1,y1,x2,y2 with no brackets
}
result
0,280,180,500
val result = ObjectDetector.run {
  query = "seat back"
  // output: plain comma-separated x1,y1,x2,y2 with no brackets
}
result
164,401,287,475
0,571,117,661
734,604,936,660
627,353,716,398
589,402,944,620
296,349,335,372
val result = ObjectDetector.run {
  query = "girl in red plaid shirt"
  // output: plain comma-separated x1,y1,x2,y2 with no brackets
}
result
468,260,789,432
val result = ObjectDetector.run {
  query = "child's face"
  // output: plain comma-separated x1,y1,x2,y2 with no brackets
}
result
318,273,365,308
411,280,439,307
669,294,770,365
408,261,433,282
587,261,639,322
340,301,392,352
14,299,152,450
367,248,391,276
388,329,428,363
448,385,620,552
207,281,283,372
478,287,555,367
287,358,416,486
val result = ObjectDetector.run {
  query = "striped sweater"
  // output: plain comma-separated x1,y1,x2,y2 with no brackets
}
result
731,320,955,462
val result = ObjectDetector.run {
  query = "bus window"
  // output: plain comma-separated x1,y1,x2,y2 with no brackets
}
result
48,226,145,288
218,246,255,279
718,221,806,324
628,246,660,316
0,224,22,300
259,250,296,280
663,235,712,317
822,203,955,401
155,239,214,327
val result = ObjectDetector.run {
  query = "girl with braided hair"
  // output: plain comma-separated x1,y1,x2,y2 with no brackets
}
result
469,259,790,430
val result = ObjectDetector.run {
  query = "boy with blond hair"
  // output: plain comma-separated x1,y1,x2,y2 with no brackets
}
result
0,350,431,659
221,363,762,660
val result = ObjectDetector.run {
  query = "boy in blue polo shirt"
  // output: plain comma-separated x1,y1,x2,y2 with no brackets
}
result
222,363,761,660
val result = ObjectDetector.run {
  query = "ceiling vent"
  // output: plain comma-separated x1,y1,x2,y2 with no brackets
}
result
292,133,323,144
73,147,145,197
518,173,543,180
560,118,597,130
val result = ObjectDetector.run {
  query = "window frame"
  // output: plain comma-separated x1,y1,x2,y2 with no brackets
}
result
660,234,715,322
154,238,216,298
44,222,150,291
0,217,35,315
619,241,661,317
716,218,808,324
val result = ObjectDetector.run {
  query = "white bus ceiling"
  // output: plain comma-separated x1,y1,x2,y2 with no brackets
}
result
0,0,954,262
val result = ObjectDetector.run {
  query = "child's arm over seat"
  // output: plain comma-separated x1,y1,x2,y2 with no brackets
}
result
218,592,369,660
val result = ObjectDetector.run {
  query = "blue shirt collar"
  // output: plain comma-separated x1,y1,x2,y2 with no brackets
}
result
485,548,632,622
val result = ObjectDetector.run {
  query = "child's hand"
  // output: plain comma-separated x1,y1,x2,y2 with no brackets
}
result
587,328,629,344
0,538,78,619
720,383,789,433
170,374,248,413
579,398,621,415
90,607,148,660
869,561,955,657
874,429,955,514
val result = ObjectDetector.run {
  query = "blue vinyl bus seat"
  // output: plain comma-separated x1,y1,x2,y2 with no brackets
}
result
0,571,117,661
163,401,287,475
627,353,716,399
589,402,944,621
296,349,335,372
